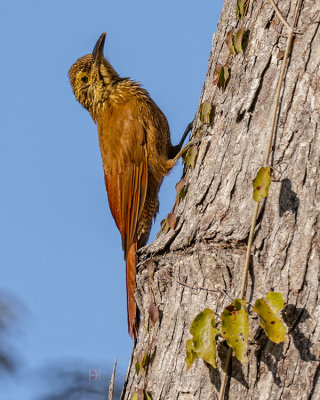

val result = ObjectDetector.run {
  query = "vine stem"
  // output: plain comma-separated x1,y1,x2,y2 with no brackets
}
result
269,0,292,31
218,1,301,399
218,348,232,400
265,0,302,165
239,203,260,299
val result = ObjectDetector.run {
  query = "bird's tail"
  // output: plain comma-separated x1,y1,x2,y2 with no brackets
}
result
126,241,138,340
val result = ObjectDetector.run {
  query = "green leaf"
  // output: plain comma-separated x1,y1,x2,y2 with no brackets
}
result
241,29,250,52
157,218,170,237
200,101,215,124
218,66,231,91
253,292,287,344
130,394,138,400
144,391,152,400
225,30,236,55
158,212,177,236
234,29,244,53
179,184,188,200
223,66,230,85
186,340,198,368
220,299,249,363
234,29,249,53
176,179,188,201
184,145,198,169
237,0,249,19
135,361,140,376
135,341,155,377
186,308,219,369
252,166,271,202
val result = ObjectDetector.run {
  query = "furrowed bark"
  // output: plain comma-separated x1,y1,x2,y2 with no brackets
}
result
121,0,320,398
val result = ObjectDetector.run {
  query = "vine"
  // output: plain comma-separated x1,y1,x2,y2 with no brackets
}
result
181,0,310,399
219,1,303,397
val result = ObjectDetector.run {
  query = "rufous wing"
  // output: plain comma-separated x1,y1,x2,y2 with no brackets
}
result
97,100,148,338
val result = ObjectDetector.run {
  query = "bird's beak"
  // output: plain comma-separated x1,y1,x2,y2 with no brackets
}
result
92,32,106,63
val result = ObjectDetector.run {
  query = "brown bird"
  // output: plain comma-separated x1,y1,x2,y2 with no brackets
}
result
69,32,190,339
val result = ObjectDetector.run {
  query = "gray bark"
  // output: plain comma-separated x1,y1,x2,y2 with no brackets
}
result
121,0,320,399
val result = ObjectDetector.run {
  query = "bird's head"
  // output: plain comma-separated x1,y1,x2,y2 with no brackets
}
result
68,32,119,119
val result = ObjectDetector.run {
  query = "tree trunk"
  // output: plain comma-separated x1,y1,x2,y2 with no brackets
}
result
121,0,320,398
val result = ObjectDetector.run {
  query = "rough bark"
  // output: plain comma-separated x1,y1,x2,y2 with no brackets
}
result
121,0,320,399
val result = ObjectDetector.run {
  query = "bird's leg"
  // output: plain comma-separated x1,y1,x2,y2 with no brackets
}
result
170,122,200,166
177,121,193,151
171,140,195,165
168,121,193,159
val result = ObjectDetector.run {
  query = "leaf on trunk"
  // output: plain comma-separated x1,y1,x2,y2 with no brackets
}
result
218,66,231,91
158,212,178,236
186,308,219,369
241,29,250,52
252,166,271,202
175,178,185,196
223,66,230,85
200,101,216,124
226,30,236,55
277,50,285,60
184,145,198,169
145,259,155,280
158,218,170,237
234,29,249,53
135,361,140,376
144,391,152,400
135,341,155,377
130,393,138,400
137,390,144,400
213,64,222,86
253,292,287,343
220,299,249,363
176,178,188,201
167,212,177,230
237,0,249,19
180,184,188,200
148,302,159,326
135,353,148,377
136,346,149,376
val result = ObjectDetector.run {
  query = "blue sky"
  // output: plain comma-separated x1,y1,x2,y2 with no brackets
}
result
0,1,223,398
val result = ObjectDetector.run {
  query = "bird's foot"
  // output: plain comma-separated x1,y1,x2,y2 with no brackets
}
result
171,138,199,166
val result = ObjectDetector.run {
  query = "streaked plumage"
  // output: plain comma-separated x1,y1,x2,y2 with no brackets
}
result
69,33,185,339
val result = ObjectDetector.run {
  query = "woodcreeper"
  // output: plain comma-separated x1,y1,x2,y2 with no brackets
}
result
69,33,190,339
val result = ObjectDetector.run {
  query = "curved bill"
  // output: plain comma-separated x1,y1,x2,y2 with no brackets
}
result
92,32,106,62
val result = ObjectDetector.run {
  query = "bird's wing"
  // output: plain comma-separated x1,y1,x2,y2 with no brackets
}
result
98,100,148,257
98,99,148,339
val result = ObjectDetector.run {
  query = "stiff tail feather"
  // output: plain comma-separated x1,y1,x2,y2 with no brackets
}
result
126,241,138,340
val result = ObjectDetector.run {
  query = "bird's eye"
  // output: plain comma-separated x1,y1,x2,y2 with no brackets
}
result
81,76,88,83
